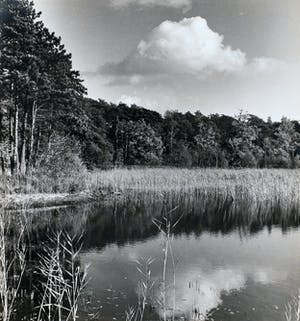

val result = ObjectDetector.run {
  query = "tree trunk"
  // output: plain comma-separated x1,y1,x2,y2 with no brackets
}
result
290,149,295,168
14,104,19,176
114,116,119,164
215,153,219,168
9,106,14,175
32,126,40,168
170,125,174,155
0,157,5,176
20,112,28,175
28,101,37,170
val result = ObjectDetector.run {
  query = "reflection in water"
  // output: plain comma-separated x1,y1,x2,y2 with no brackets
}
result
82,192,300,251
7,191,300,321
169,268,246,320
79,228,300,321
156,257,287,320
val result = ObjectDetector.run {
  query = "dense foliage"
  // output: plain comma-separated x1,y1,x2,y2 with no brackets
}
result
1,0,300,180
0,0,88,176
87,102,300,168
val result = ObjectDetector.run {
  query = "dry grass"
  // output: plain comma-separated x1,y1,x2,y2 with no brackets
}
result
0,205,27,321
88,168,300,207
37,232,89,321
3,167,300,203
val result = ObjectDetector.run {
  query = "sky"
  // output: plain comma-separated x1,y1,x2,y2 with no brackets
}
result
34,0,300,120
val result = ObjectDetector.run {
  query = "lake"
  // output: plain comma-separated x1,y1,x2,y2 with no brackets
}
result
16,191,300,321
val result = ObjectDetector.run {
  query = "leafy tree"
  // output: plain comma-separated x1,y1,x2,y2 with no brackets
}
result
97,101,163,164
162,110,198,165
116,120,163,165
229,111,263,167
194,116,220,167
81,98,112,168
274,117,300,168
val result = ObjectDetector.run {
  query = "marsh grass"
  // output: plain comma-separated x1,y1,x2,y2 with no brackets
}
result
126,258,155,321
91,168,300,196
127,215,182,321
37,232,89,321
0,167,87,195
0,197,89,321
2,168,300,213
0,204,28,321
89,168,300,216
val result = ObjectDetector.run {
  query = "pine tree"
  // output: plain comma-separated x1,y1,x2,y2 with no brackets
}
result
0,0,87,175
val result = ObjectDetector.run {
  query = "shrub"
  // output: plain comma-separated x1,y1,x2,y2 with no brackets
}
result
33,134,88,193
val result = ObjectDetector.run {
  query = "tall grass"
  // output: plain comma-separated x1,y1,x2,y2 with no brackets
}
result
2,167,300,210
126,258,155,321
88,168,300,215
127,216,181,321
0,204,27,321
91,168,300,196
37,232,89,321
0,171,88,195
0,200,89,321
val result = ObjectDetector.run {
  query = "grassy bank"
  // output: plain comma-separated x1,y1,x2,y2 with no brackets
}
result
2,168,300,211
89,168,300,212
1,192,90,210
91,167,299,193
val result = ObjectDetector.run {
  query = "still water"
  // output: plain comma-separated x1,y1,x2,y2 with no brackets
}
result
24,193,300,321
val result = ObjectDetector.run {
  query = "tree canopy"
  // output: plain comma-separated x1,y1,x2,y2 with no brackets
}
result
1,0,300,176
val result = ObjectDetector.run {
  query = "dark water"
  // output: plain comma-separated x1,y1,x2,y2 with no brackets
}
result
16,193,300,320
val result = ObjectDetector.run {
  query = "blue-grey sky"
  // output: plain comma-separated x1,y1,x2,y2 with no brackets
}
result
34,0,300,120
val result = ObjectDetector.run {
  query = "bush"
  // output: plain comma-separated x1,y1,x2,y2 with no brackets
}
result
33,134,88,193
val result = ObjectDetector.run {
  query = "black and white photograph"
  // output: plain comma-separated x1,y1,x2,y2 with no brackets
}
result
0,0,300,320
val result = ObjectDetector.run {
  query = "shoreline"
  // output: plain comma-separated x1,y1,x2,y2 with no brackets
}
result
0,192,91,210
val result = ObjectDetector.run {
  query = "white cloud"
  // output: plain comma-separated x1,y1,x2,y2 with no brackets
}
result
109,0,192,11
138,17,246,75
100,16,287,81
248,57,288,73
118,94,142,106
129,74,144,85
117,94,158,109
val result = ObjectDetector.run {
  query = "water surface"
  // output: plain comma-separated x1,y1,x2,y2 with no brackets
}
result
18,193,300,320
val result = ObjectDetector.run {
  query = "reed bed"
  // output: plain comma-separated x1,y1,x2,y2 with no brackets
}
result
2,168,300,207
90,168,299,198
88,168,300,216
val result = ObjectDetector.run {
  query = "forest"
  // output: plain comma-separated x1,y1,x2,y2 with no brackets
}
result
1,0,300,182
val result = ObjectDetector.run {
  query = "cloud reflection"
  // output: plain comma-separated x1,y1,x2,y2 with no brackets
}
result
154,266,286,320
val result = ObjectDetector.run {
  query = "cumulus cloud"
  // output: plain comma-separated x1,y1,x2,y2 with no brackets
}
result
109,0,192,11
138,17,246,74
99,16,287,82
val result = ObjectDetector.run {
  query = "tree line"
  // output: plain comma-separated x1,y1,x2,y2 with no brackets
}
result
1,0,300,178
83,100,300,169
